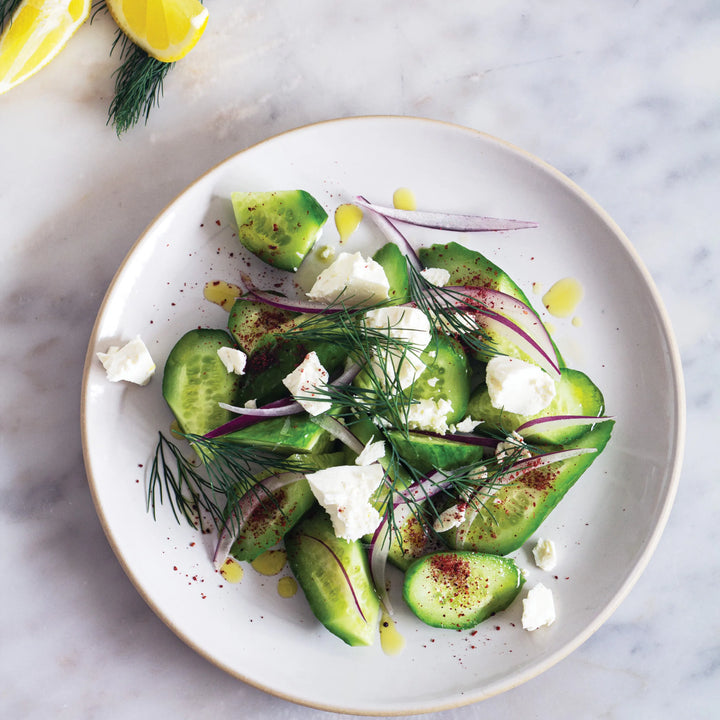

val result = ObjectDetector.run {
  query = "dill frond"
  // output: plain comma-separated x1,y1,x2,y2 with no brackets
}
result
107,29,173,135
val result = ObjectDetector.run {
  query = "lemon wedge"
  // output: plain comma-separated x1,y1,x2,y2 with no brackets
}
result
0,0,91,94
106,0,209,63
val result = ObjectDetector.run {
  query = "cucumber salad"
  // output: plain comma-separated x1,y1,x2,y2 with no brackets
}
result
125,188,613,648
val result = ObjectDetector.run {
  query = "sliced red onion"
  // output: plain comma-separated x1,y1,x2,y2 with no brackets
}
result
500,446,598,479
240,273,340,315
474,309,561,379
368,514,395,614
212,471,306,569
310,413,365,455
407,429,498,449
517,415,613,438
218,400,303,417
357,195,423,272
204,398,301,439
440,285,557,370
354,197,538,232
305,533,368,623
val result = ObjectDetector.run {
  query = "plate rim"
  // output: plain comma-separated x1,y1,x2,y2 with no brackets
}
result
80,115,686,715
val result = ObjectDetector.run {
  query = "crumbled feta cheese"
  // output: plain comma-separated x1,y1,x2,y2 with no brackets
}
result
355,436,386,466
244,399,257,409
365,305,431,390
217,347,247,375
485,356,556,415
532,538,558,571
522,583,556,631
420,267,451,287
96,336,155,386
305,464,385,541
452,415,482,433
426,377,439,387
317,244,335,262
407,398,454,435
495,432,532,461
307,251,389,306
282,351,330,416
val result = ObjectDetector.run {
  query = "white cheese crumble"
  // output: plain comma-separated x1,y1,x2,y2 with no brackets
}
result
305,464,385,541
407,397,454,435
485,356,556,415
420,266,451,286
532,538,558,571
307,251,389,306
522,583,556,631
96,336,156,386
432,502,468,532
217,347,247,375
452,415,482,433
355,436,386,466
364,305,431,390
244,399,257,409
281,351,330,416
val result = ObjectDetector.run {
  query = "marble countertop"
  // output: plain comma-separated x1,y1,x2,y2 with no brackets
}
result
1,1,717,717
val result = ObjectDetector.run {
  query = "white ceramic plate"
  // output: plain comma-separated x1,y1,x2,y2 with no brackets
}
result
81,117,684,715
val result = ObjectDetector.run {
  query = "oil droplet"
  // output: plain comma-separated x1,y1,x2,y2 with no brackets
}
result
542,277,584,318
379,612,405,656
572,316,583,328
545,321,556,335
251,549,287,576
220,558,244,584
203,280,243,311
532,281,543,295
335,204,363,243
393,187,416,211
277,576,298,598
316,244,335,263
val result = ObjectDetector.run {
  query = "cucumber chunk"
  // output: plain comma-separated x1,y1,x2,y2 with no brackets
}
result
285,509,381,646
162,329,242,436
468,367,605,445
224,414,334,455
231,190,328,272
446,420,614,555
372,242,410,305
230,452,343,562
386,430,489,476
403,551,524,629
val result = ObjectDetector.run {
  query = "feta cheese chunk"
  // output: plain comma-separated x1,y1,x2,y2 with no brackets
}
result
365,305,431,391
355,436,386,466
522,583,556,631
532,538,558,571
282,351,330,416
217,347,247,375
420,266,451,287
96,336,155,386
407,397,454,435
452,415,482,433
307,251,390,306
305,464,385,541
485,356,556,415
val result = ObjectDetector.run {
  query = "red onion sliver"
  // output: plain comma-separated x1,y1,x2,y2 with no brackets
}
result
357,195,423,272
204,398,302,439
310,413,365,455
218,401,303,417
354,197,538,232
213,471,306,569
517,415,613,437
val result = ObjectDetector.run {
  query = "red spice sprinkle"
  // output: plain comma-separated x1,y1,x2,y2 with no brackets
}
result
215,219,221,226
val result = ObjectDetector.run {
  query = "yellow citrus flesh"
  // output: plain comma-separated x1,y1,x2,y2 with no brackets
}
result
106,0,209,63
0,0,90,94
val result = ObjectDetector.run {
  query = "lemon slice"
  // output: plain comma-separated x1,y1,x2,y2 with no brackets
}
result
106,0,209,63
0,0,91,94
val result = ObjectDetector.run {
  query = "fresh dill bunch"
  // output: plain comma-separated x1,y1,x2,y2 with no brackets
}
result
107,28,173,135
279,306,425,431
407,263,499,358
148,431,311,531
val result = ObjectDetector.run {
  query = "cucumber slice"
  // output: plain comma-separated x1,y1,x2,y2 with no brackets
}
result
230,452,343,562
446,420,614,555
231,190,328,272
162,328,242,436
468,367,605,444
224,414,334,455
227,296,298,356
285,509,381,646
372,242,410,305
403,551,524,629
386,430,488,476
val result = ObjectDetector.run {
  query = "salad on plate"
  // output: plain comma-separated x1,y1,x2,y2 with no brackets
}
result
102,187,613,649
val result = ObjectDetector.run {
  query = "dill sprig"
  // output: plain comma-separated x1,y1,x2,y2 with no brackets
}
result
148,431,311,531
407,263,499,358
0,0,22,26
107,29,174,135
